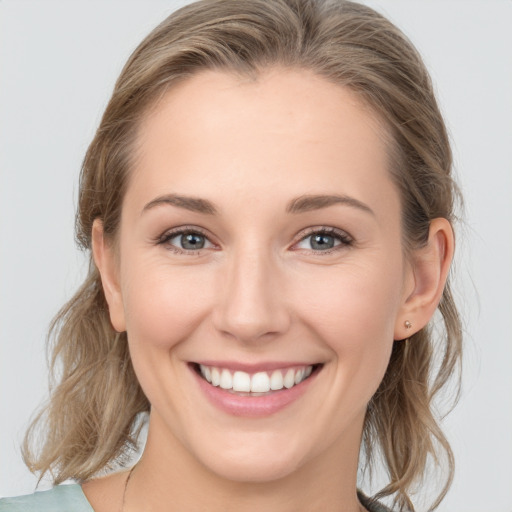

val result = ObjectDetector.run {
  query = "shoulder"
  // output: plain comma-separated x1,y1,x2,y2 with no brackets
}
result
358,490,395,512
0,485,94,512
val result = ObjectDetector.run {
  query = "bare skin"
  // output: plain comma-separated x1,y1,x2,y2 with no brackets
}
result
83,68,453,512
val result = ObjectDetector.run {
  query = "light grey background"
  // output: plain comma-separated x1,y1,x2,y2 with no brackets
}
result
1,1,511,510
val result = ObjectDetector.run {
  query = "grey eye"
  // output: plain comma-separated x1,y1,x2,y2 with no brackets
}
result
167,232,211,251
308,233,338,250
178,233,205,250
295,229,351,252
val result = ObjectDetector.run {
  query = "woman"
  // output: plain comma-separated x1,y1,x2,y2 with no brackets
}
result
0,1,462,511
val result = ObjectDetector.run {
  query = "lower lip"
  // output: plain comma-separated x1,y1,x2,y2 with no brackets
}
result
190,365,320,418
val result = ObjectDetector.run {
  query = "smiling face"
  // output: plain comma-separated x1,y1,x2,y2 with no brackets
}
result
96,68,415,484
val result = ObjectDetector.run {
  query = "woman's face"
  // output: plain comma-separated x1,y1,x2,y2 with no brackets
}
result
104,68,415,482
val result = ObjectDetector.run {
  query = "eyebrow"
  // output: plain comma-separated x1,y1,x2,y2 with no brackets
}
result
142,194,218,215
141,193,374,216
285,194,375,216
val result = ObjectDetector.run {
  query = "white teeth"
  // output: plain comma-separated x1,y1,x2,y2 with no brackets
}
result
219,369,233,389
232,371,251,392
211,367,220,386
200,365,212,383
270,370,284,390
251,372,270,393
198,364,315,392
284,368,295,389
294,368,305,384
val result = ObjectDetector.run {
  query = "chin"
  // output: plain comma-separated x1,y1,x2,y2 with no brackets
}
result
191,433,307,484
203,454,301,484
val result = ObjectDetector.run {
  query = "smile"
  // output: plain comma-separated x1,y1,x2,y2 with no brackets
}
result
190,362,322,417
197,364,315,394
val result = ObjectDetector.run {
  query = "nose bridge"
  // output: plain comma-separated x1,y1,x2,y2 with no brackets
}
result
213,242,289,342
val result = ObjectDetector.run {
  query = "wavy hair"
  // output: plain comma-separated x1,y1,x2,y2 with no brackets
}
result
23,1,462,510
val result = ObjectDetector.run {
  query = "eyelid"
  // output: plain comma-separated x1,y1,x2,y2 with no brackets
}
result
155,224,353,255
156,225,217,254
291,226,354,252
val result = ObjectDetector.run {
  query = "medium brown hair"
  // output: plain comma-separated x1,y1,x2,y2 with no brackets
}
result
23,1,462,510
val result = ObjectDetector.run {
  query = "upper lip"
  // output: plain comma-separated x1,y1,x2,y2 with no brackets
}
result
192,360,321,373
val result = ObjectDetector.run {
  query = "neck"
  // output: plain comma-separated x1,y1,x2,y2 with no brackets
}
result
124,412,365,512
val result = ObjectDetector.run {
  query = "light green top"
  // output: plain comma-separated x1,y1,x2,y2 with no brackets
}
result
0,485,392,512
0,485,93,512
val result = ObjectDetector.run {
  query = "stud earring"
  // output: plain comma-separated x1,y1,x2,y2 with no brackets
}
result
404,320,412,329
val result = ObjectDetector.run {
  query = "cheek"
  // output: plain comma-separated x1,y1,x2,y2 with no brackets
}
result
295,255,403,377
121,259,213,351
301,261,401,333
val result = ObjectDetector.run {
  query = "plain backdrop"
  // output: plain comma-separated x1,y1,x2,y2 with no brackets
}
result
1,1,511,510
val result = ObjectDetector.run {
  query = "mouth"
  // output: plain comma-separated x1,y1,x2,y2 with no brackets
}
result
191,362,322,396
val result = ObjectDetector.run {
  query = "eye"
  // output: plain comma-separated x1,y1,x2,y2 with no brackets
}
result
294,228,353,253
158,228,215,253
171,232,207,250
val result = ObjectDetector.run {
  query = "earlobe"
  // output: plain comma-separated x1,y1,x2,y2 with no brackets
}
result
91,219,126,332
394,218,454,340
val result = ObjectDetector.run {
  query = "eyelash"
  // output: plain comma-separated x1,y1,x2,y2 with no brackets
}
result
156,226,354,255
156,226,213,255
293,226,353,255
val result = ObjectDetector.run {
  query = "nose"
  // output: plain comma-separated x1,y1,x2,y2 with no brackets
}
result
212,248,291,343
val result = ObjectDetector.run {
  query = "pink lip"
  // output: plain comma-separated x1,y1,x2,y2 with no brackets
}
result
194,360,314,373
190,363,320,418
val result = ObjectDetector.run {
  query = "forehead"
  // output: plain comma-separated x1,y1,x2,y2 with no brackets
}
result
129,68,398,220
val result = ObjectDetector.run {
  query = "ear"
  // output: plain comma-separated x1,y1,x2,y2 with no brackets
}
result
394,218,454,340
92,219,126,332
